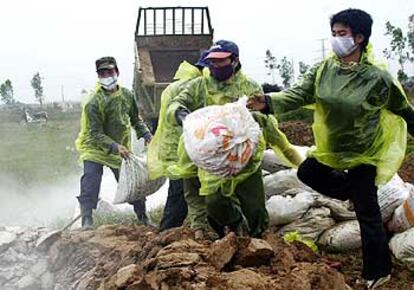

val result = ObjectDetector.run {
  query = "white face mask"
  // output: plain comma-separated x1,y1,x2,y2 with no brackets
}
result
330,36,358,58
99,75,118,90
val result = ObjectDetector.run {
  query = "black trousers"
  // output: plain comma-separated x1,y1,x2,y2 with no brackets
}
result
159,179,187,230
77,160,146,216
297,158,391,280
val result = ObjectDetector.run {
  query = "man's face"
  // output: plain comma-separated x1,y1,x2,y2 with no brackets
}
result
207,57,233,68
97,68,117,78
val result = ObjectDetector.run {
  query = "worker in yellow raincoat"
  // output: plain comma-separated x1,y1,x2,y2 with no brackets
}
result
167,40,303,239
76,56,152,230
248,9,414,289
147,52,208,232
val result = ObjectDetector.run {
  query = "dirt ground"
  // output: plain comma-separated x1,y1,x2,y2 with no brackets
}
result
44,225,414,289
325,251,414,290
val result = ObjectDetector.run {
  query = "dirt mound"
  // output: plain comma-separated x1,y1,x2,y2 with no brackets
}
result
279,121,314,147
3,224,412,289
279,121,414,183
45,225,354,289
398,155,414,183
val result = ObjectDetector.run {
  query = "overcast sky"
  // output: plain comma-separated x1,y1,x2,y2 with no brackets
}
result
0,0,413,103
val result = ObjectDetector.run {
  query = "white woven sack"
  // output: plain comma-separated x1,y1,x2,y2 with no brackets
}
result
114,153,166,204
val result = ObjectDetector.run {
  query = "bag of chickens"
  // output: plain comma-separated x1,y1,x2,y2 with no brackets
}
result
183,97,261,177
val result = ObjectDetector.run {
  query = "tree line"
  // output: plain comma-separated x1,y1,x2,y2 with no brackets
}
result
0,72,44,106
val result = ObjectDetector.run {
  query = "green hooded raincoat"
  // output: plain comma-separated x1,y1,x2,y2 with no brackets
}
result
76,84,150,169
269,48,414,185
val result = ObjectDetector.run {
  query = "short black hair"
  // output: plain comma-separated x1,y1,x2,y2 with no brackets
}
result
330,8,373,52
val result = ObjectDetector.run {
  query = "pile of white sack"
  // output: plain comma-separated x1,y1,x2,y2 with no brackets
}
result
263,147,414,267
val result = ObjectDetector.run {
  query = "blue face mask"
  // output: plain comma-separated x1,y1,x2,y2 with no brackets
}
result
209,63,235,81
99,75,118,90
330,36,358,58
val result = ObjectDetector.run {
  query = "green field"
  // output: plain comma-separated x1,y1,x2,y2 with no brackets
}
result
0,108,82,185
0,107,83,226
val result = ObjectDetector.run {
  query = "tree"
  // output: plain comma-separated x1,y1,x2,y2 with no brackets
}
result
278,56,294,88
408,14,414,55
0,79,15,105
383,19,414,82
264,49,278,84
31,72,44,106
298,61,310,79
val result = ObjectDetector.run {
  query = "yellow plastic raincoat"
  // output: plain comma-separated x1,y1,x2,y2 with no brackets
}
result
147,61,204,179
75,84,150,169
269,46,414,184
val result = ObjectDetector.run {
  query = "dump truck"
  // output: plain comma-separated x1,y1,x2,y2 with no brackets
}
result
133,6,214,131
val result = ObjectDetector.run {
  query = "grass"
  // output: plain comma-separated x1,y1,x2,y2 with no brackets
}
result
49,207,164,230
0,108,81,185
148,204,164,226
93,211,139,228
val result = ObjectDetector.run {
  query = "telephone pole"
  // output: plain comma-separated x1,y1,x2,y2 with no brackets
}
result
316,38,328,60
61,85,65,103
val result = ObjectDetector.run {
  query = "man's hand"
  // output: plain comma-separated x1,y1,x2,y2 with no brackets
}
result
143,132,153,146
175,108,191,126
117,144,130,159
247,95,267,111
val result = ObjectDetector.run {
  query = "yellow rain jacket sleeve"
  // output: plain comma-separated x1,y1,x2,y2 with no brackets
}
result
147,61,203,179
166,71,265,196
269,48,414,185
75,85,150,169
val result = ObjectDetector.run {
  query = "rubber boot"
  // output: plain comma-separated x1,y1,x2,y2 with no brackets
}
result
133,203,150,225
207,216,226,238
81,206,93,230
229,213,250,237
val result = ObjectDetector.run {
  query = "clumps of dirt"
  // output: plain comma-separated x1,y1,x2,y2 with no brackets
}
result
398,155,414,183
279,121,314,147
45,225,353,290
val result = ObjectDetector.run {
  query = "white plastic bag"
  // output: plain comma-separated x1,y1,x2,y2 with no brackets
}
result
377,174,410,222
182,97,261,177
278,207,336,241
263,169,312,198
262,145,309,173
389,227,414,268
266,191,314,226
113,153,166,204
262,149,288,173
387,185,414,233
317,220,361,252
313,194,356,221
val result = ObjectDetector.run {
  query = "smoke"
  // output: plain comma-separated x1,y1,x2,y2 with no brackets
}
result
0,174,78,227
0,169,167,227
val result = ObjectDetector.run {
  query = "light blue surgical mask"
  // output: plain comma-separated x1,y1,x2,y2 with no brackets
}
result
99,75,118,90
330,36,358,58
